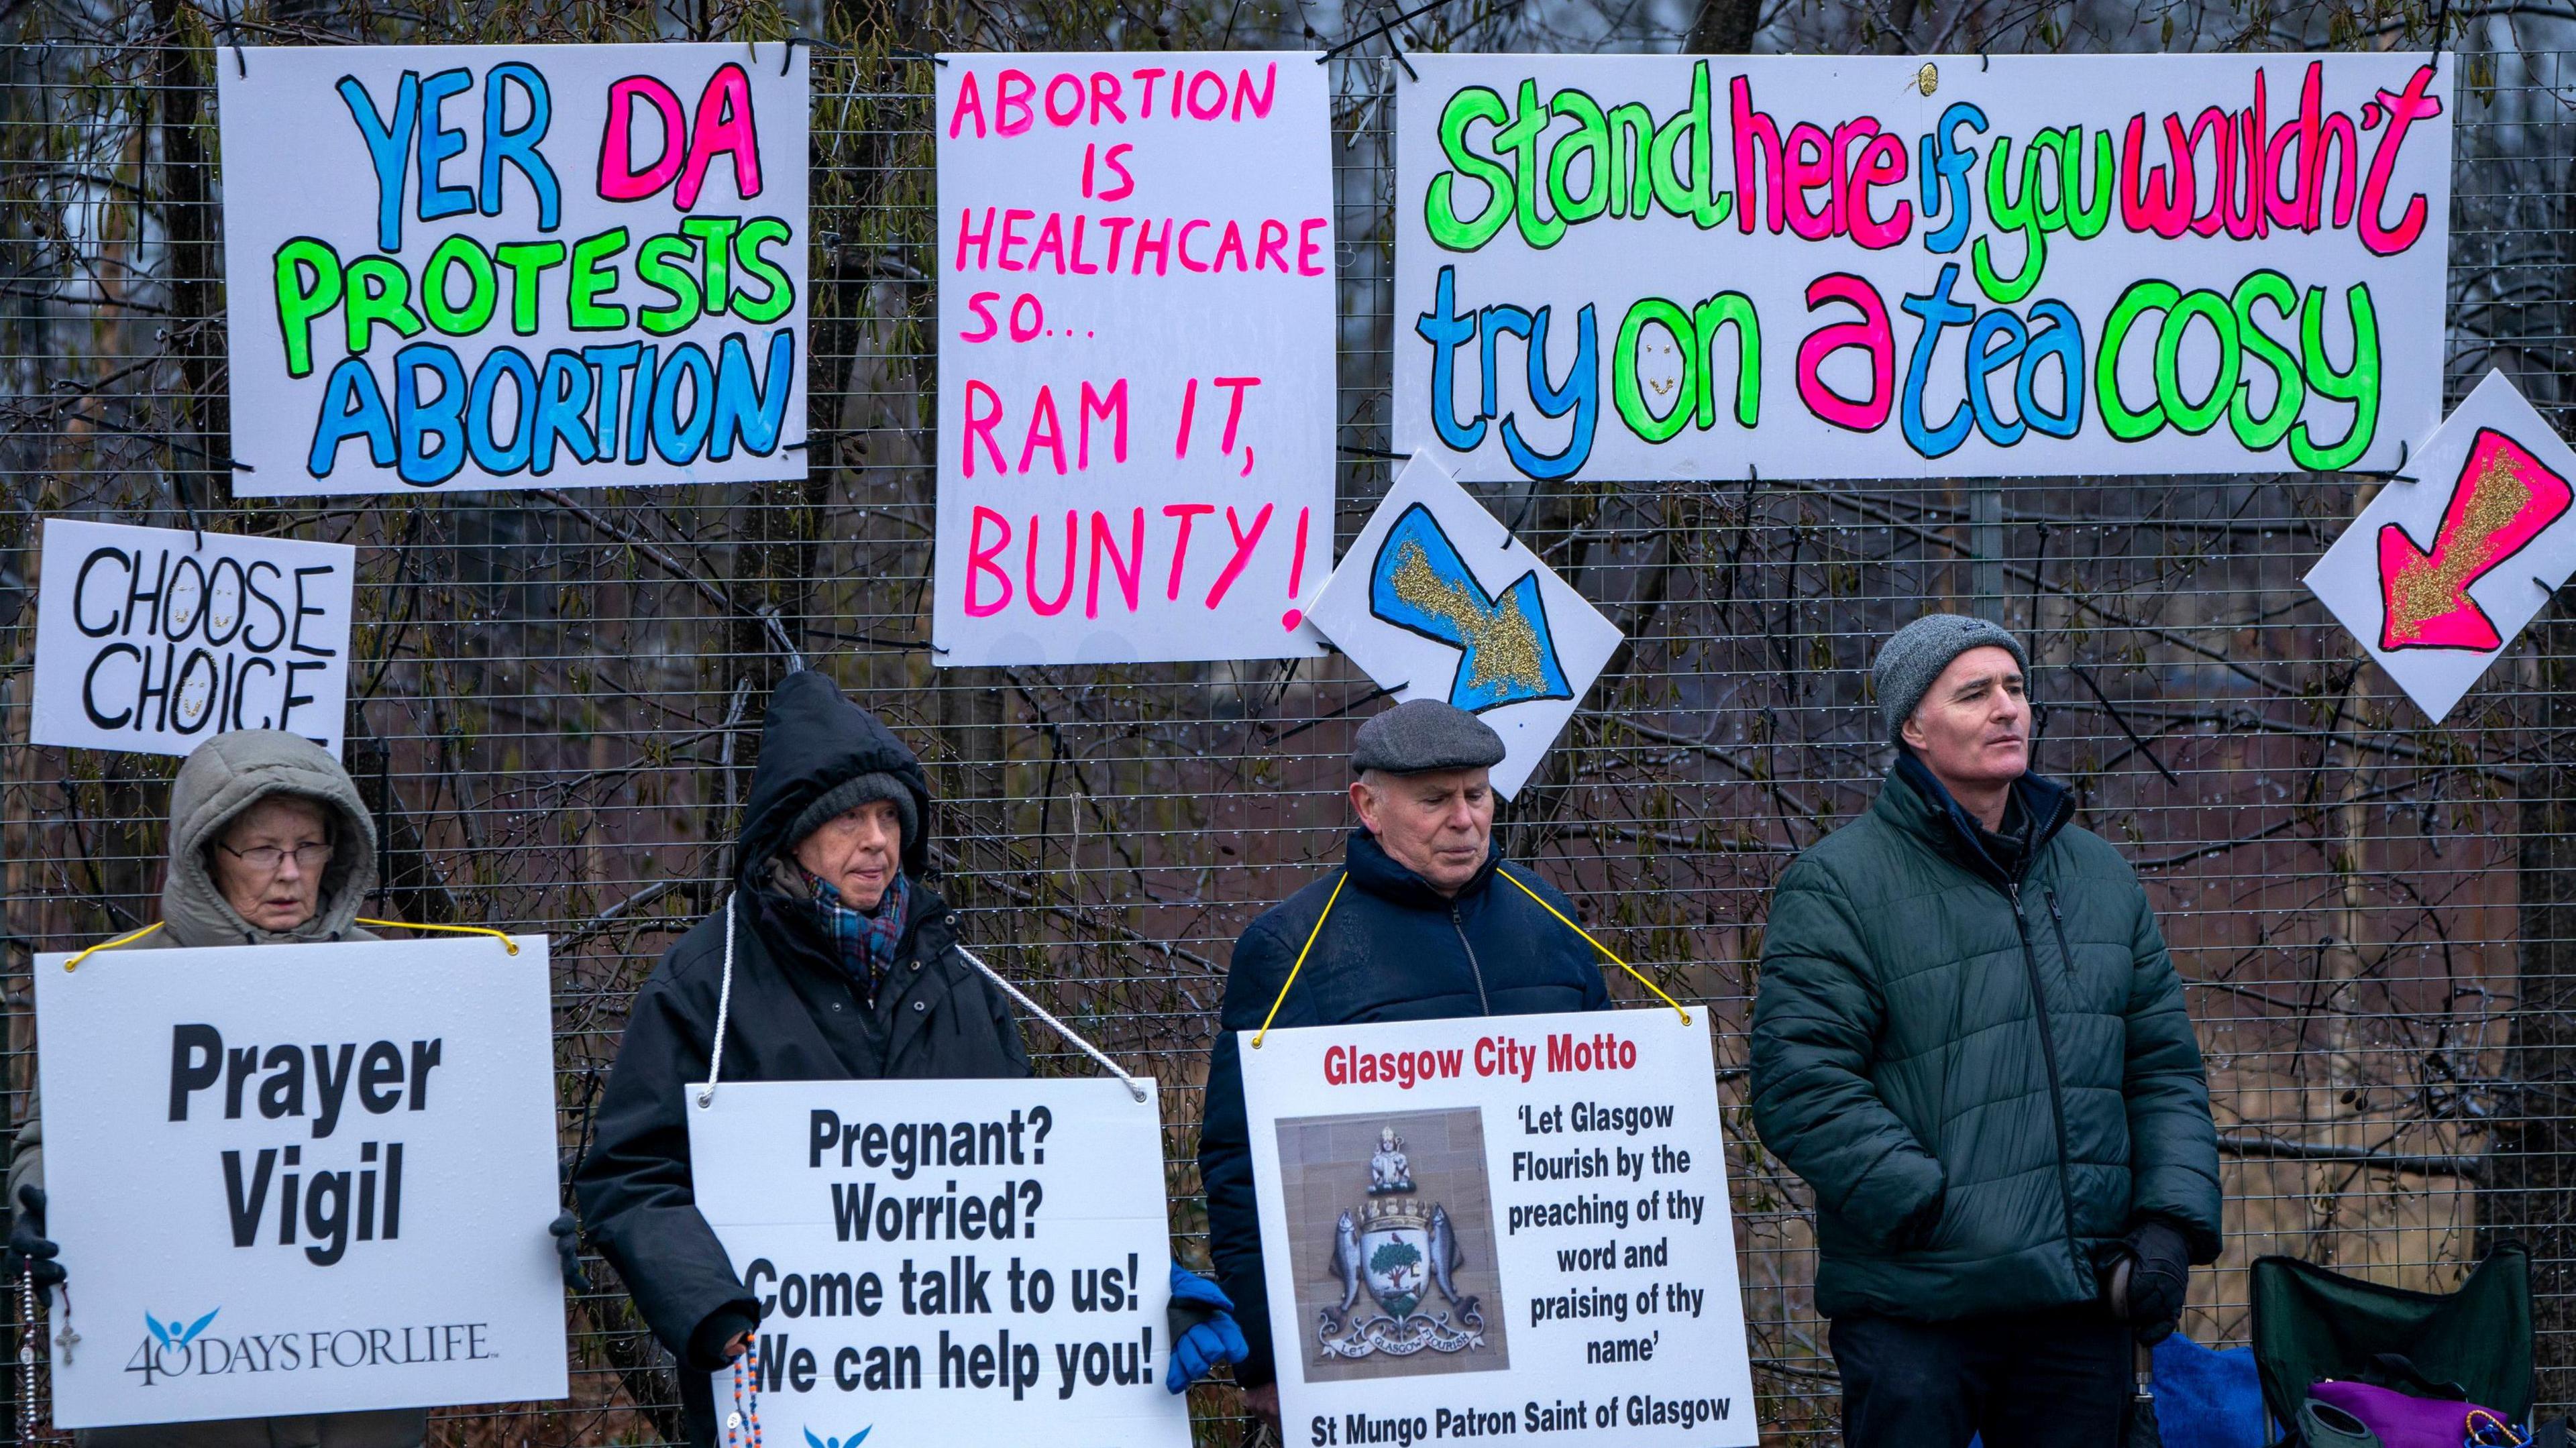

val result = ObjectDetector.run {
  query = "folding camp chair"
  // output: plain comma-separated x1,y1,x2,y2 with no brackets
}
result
2251,1241,2535,1445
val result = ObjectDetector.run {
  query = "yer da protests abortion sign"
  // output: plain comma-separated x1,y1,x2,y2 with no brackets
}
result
30,519,354,757
31,936,566,1427
687,1078,1191,1448
220,44,808,495
1239,1010,1756,1447
1399,53,2451,482
933,54,1336,665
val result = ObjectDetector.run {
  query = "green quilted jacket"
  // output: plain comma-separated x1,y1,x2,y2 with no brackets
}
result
1750,758,2222,1321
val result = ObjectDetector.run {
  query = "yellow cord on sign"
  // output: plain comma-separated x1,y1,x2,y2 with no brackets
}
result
61,921,164,970
356,920,521,954
1498,871,1693,1025
1250,871,1346,1050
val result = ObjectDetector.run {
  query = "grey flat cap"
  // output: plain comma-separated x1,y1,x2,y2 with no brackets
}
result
1873,614,2031,745
1352,700,1506,775
787,770,919,854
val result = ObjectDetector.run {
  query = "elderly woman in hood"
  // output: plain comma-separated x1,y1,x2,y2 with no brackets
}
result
577,671,1244,1448
3,730,569,1448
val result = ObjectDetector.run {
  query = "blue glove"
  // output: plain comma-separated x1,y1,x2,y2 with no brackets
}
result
1165,1262,1248,1393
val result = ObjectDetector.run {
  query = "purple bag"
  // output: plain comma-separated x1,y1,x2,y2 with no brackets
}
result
2310,1379,2516,1448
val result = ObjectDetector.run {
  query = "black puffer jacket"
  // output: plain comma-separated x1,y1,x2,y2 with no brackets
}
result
576,671,1028,1447
1197,830,1612,1387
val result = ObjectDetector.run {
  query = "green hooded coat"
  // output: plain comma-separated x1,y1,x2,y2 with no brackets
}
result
1749,759,2221,1322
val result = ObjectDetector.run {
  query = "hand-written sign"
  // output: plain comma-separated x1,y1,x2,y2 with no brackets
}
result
30,519,354,756
1397,53,2451,482
32,936,567,1427
932,53,1336,664
1302,453,1623,799
1238,1010,1758,1447
220,44,809,496
686,1078,1191,1448
2306,370,2576,722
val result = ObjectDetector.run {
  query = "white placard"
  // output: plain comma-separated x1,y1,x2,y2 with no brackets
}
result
29,518,355,756
1302,453,1623,799
32,935,567,1427
220,44,809,495
686,1078,1191,1448
1396,53,2451,482
1238,1009,1756,1447
2305,370,2576,722
932,52,1336,664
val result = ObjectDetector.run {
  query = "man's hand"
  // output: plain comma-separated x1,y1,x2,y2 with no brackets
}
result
5,1186,62,1288
1165,1264,1250,1392
2106,1218,2191,1343
1243,1382,1281,1429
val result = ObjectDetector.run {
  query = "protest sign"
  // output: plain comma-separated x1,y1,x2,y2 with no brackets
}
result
1395,53,2451,482
932,53,1336,664
1302,453,1623,799
2306,370,2576,722
30,518,354,756
686,1078,1191,1448
1238,1009,1756,1447
220,44,808,496
32,934,566,1427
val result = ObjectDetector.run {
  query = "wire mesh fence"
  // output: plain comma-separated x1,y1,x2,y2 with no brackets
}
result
1,5,2574,1443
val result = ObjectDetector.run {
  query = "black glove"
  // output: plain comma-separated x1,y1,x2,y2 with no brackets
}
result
2106,1217,2190,1343
5,1185,63,1288
550,1211,590,1292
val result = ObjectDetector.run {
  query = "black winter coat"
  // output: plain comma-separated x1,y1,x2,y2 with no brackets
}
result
575,672,1030,1447
1197,830,1612,1387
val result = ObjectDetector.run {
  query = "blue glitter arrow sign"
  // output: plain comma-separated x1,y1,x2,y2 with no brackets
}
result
1367,504,1574,712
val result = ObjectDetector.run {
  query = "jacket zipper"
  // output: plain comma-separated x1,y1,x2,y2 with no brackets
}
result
2045,890,2077,983
1450,903,1493,1013
2007,879,2086,1278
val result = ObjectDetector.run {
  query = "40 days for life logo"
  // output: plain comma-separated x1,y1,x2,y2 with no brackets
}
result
122,1307,498,1386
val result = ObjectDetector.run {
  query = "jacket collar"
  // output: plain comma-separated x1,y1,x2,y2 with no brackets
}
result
1877,753,2076,889
1342,828,1501,909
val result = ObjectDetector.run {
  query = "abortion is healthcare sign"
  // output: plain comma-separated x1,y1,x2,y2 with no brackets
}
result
1397,53,2451,482
220,44,808,495
933,54,1336,665
1238,1009,1756,1447
686,1078,1191,1448
32,936,566,1427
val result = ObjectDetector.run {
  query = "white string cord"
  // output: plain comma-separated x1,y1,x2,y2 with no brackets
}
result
952,944,1150,1103
696,895,739,1107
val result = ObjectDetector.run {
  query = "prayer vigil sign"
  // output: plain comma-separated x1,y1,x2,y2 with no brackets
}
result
1238,1009,1757,1447
30,518,354,757
932,52,1336,665
32,935,566,1427
1395,53,2452,482
220,44,809,495
686,1078,1191,1448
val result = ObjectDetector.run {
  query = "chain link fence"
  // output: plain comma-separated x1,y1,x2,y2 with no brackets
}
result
1,3,2574,1442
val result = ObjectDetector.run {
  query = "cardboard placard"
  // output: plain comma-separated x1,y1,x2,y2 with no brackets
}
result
32,935,567,1427
220,44,809,495
30,518,354,756
686,1078,1191,1448
1238,1009,1757,1447
933,53,1336,663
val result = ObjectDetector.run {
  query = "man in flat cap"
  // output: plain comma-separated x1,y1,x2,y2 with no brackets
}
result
1749,615,2220,1448
1197,700,1613,1425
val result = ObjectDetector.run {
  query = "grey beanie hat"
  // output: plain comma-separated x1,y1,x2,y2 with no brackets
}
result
1872,613,2031,746
1352,699,1507,775
786,771,919,854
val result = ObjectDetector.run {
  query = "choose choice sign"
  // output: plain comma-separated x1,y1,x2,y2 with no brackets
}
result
1238,1009,1757,1447
32,936,567,1428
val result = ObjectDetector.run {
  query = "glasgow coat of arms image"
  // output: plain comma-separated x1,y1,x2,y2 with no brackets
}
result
1318,1127,1489,1359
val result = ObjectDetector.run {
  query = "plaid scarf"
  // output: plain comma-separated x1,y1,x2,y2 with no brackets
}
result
802,867,910,1004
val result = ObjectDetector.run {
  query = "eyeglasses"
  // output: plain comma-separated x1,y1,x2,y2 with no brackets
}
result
218,842,333,873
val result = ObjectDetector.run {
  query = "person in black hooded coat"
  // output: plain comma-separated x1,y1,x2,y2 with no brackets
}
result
576,671,1030,1446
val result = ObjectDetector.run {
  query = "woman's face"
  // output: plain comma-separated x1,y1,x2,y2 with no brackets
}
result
211,795,334,932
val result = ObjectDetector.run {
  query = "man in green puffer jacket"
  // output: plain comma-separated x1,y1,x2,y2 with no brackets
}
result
1750,614,2221,1448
